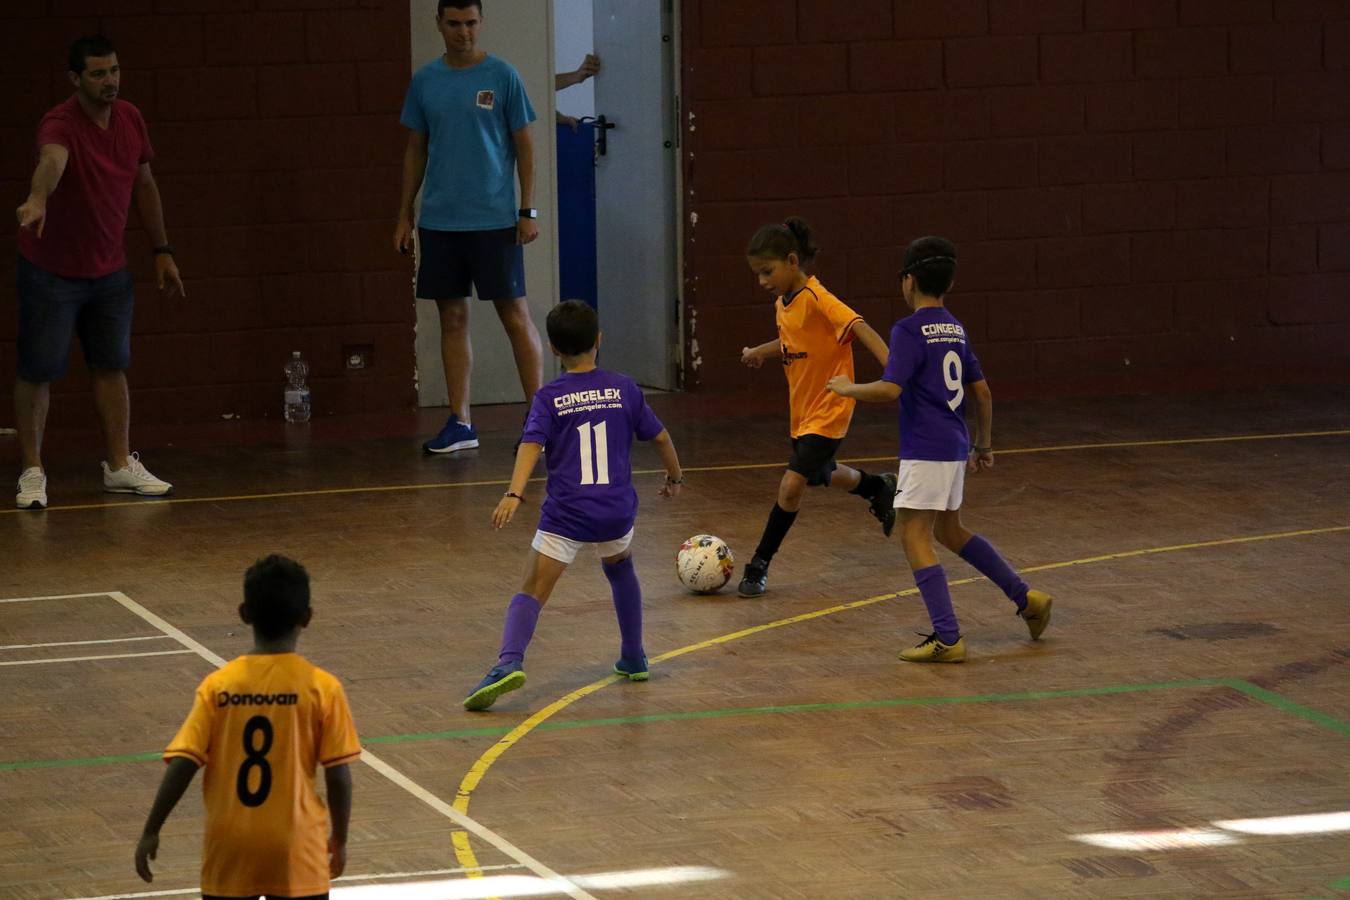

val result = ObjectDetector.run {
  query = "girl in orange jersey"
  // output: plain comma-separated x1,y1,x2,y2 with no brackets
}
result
737,217,895,597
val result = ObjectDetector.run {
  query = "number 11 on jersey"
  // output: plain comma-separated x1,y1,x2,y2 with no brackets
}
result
577,421,610,485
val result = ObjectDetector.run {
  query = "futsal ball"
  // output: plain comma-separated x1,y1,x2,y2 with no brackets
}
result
676,534,735,594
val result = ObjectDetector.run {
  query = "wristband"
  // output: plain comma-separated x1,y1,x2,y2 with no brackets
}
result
665,475,683,485
503,491,525,501
973,446,992,453
152,244,175,257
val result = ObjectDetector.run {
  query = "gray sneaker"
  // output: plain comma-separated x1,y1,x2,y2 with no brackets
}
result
102,453,172,496
16,467,47,509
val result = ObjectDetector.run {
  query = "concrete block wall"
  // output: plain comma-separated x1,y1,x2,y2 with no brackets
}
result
681,0,1350,397
0,0,413,426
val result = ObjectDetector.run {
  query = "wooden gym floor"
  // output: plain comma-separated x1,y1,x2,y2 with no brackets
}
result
1,384,1348,899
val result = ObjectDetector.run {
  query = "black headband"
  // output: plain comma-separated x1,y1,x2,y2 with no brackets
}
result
901,255,955,275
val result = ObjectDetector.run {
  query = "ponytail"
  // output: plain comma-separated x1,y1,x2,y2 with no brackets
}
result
746,216,820,267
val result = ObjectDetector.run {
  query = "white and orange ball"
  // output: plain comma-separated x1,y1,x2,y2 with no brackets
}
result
676,534,735,594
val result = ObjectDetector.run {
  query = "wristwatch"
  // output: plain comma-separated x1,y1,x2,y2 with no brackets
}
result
152,244,175,256
518,208,538,219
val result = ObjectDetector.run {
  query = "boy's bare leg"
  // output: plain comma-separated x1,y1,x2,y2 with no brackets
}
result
519,549,568,604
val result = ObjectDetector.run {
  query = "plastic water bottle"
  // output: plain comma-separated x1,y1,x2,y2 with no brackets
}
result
283,351,311,423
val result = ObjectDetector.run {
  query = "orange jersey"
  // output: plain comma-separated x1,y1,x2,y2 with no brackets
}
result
164,653,361,897
776,276,863,439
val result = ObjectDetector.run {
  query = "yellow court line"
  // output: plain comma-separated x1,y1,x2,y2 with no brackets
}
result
448,522,1350,873
5,428,1347,516
837,428,1350,467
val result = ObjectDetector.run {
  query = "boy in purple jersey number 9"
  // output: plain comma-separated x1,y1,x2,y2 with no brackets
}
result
827,237,1054,663
463,300,684,710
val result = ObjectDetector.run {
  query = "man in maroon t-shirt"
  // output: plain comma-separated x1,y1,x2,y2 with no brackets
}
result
13,35,185,510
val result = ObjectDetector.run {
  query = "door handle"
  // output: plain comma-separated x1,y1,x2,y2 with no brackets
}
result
594,114,617,156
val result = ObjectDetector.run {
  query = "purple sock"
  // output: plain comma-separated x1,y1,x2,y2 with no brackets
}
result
914,564,960,646
959,535,1030,610
496,593,542,666
603,555,644,660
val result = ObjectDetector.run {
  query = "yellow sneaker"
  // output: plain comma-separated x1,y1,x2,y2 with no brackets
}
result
899,633,966,663
1019,590,1053,640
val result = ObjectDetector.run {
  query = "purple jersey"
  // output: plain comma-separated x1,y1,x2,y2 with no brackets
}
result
881,306,985,462
521,368,665,542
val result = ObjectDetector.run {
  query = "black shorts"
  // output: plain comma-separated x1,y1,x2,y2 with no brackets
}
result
416,226,525,301
787,434,842,487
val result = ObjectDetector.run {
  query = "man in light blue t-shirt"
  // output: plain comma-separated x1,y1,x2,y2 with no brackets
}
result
395,0,542,454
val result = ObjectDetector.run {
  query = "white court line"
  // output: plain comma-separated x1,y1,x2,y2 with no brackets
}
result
1215,810,1350,836
107,591,598,900
335,865,525,881
1074,809,1350,851
1,635,173,651
0,591,119,603
0,649,194,667
63,865,528,900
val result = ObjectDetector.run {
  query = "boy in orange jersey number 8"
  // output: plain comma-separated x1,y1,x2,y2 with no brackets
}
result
135,556,360,899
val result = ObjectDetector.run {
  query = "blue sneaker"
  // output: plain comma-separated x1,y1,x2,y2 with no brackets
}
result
463,662,525,710
424,414,479,454
613,656,649,681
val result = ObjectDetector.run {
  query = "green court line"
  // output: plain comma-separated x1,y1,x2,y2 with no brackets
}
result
5,676,1346,774
1223,680,1350,739
1,750,162,771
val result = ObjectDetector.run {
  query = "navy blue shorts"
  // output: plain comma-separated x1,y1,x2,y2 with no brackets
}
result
15,256,134,382
788,434,842,487
416,227,525,301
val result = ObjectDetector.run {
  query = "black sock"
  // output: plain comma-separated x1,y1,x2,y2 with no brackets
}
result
850,470,884,500
753,503,798,565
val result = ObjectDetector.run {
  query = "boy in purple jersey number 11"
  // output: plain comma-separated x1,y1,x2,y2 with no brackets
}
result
827,237,1053,663
464,300,684,710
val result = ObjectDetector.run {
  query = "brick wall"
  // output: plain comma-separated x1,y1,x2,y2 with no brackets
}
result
681,0,1350,398
0,0,413,427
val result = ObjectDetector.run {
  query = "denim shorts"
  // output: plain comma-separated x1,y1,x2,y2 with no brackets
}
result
415,227,526,301
16,256,134,382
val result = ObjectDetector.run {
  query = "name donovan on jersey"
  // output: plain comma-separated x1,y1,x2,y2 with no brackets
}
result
920,323,965,338
554,388,622,409
217,692,299,707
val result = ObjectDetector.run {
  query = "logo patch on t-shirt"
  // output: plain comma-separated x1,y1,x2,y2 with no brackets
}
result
476,90,495,110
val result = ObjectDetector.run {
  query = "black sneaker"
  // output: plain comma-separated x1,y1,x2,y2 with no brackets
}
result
869,472,898,537
737,558,769,598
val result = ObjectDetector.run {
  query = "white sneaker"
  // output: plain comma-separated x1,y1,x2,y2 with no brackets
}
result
102,453,173,496
16,467,47,509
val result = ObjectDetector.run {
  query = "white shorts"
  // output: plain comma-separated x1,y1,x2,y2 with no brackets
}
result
893,459,965,511
532,527,635,564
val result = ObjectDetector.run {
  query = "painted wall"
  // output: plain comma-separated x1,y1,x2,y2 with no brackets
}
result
554,0,596,119
679,1,1350,397
8,2,1349,427
1,0,416,426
